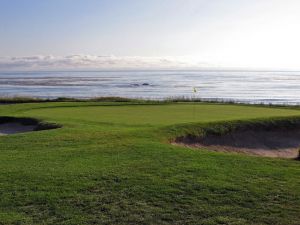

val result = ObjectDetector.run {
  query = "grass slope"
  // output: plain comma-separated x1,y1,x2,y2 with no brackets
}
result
0,102,299,225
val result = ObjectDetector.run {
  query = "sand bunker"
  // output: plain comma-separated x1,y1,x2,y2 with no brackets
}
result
175,129,300,159
0,123,37,135
0,117,61,136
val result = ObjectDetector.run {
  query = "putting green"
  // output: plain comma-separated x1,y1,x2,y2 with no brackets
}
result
14,102,300,125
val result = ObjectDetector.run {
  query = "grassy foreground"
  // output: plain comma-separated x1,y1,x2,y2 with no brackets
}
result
0,102,299,225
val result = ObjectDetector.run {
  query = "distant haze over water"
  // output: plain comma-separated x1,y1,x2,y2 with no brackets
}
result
1,70,300,105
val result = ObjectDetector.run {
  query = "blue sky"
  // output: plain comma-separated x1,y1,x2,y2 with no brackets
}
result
1,0,300,70
0,0,234,56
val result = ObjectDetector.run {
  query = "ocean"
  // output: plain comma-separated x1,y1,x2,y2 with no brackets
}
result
1,70,300,105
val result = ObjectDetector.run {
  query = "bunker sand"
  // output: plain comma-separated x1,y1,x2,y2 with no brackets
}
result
0,123,37,135
175,129,300,159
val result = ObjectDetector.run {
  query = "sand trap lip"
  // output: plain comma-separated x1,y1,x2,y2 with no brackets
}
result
174,128,300,159
0,116,61,135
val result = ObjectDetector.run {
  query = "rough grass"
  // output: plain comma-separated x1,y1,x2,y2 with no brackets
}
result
0,96,155,104
2,96,299,108
0,102,299,224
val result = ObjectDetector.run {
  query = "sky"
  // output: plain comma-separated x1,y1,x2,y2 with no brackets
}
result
1,0,300,70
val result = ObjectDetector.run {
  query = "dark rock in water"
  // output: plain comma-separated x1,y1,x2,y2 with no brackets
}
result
131,83,149,87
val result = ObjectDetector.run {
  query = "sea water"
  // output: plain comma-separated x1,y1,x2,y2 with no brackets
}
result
1,70,300,105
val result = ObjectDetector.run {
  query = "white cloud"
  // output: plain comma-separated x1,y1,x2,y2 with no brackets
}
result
0,55,212,71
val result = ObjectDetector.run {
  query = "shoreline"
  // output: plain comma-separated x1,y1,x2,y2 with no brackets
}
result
1,96,300,107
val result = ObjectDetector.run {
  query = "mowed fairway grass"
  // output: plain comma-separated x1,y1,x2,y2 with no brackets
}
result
0,102,300,225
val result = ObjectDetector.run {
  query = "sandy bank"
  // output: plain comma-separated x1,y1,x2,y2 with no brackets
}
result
0,117,62,136
0,123,37,135
175,129,300,159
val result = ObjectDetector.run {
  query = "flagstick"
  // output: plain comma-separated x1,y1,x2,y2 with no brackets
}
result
193,87,197,120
